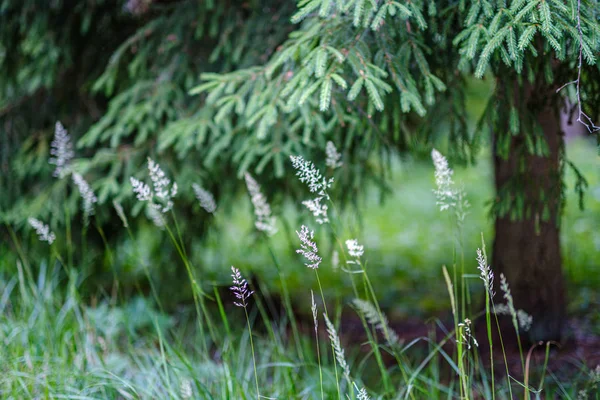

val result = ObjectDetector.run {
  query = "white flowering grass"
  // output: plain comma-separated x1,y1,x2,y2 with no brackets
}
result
72,173,98,224
352,299,400,347
130,158,178,227
295,225,322,269
192,183,216,214
28,218,56,245
49,121,74,178
325,141,343,169
476,247,494,296
113,201,129,228
302,197,329,224
356,386,371,400
230,266,259,399
431,149,469,221
230,266,254,308
458,318,478,350
290,155,333,194
131,177,152,202
244,173,277,236
499,272,529,375
332,250,340,270
323,312,351,383
345,239,364,260
290,154,334,224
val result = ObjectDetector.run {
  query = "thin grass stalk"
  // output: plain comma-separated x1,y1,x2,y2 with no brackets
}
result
266,240,304,361
326,200,402,396
443,265,469,399
524,341,544,400
163,223,214,352
123,225,164,313
357,261,411,395
480,235,495,400
314,269,342,400
94,220,119,305
64,202,73,270
167,212,220,344
6,225,34,284
311,291,325,400
243,306,260,400
490,301,515,399
536,341,555,393
213,286,231,337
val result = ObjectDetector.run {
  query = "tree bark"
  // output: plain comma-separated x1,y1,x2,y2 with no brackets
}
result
492,80,566,342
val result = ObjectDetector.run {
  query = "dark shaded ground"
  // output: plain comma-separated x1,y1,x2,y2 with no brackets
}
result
332,310,600,390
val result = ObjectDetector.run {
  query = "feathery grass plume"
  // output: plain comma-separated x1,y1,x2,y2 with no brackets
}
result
231,265,260,399
498,273,533,332
325,141,343,169
49,121,74,178
147,158,177,212
302,197,329,224
130,177,152,201
28,218,56,244
290,155,333,194
180,379,192,399
244,173,277,236
230,266,254,308
291,154,334,224
332,250,340,270
356,386,371,400
192,183,216,214
345,239,364,260
72,173,98,224
146,205,166,229
500,273,519,330
130,158,177,225
431,149,455,211
323,312,351,381
112,201,129,228
431,149,470,221
493,304,533,332
476,248,494,296
296,225,322,269
352,299,400,347
458,318,478,350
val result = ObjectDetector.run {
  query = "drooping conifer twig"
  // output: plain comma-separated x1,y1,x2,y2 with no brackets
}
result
556,0,600,133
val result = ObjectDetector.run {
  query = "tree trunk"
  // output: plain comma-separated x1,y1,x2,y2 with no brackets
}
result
492,80,566,342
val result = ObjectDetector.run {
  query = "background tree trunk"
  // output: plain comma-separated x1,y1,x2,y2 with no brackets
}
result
492,80,566,342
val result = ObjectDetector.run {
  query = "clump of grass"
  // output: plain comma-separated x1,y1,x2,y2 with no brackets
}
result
4,139,593,399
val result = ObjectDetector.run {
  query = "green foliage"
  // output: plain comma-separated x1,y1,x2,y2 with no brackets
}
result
1,0,600,295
